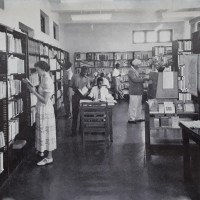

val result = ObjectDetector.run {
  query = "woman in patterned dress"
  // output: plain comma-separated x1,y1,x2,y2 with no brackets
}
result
26,61,56,166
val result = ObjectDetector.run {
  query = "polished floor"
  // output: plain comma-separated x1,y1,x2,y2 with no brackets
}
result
1,101,200,200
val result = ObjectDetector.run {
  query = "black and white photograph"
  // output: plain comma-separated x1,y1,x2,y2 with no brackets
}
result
0,0,200,199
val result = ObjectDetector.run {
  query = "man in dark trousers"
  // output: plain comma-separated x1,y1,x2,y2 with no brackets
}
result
70,66,90,136
55,55,73,118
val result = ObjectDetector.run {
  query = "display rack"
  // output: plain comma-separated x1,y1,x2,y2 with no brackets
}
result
172,39,192,102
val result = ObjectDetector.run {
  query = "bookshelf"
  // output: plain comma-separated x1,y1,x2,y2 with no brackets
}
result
0,23,69,187
172,39,192,102
0,24,28,184
74,51,152,95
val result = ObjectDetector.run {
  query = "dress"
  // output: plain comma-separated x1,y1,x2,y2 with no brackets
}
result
35,74,57,152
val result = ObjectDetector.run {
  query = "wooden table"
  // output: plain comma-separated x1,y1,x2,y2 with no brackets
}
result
79,100,115,142
179,121,200,180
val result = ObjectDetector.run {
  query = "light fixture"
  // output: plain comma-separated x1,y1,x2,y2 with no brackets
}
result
71,13,112,21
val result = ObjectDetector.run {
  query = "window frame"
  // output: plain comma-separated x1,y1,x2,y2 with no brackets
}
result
40,10,49,35
53,22,59,41
132,29,173,44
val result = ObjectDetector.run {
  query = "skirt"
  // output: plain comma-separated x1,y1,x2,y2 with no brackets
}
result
35,101,57,152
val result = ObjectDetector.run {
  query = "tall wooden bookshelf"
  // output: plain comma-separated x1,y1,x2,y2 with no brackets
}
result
0,23,69,187
172,39,192,102
0,24,28,185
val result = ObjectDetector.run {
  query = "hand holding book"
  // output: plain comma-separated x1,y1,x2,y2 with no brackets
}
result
22,78,36,93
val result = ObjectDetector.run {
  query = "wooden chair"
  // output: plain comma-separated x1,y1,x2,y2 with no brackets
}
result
80,101,109,152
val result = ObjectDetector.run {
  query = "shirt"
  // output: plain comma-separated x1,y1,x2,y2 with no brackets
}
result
112,68,120,77
89,86,114,101
102,77,110,89
63,68,73,85
70,74,90,90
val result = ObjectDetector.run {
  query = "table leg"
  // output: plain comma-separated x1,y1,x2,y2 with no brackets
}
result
108,108,113,142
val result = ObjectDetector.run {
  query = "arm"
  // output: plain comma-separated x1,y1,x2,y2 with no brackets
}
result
128,70,144,83
27,83,51,104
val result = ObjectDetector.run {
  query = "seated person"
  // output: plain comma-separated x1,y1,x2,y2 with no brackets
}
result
88,77,114,102
100,72,110,89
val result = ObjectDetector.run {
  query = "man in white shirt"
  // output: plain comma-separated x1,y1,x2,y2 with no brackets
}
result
88,77,114,102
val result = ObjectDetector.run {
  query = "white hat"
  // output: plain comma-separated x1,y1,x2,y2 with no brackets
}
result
132,59,142,66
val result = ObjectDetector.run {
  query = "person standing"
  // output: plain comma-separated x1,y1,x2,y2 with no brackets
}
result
70,66,91,136
112,63,124,100
55,55,73,118
24,61,56,166
128,58,145,123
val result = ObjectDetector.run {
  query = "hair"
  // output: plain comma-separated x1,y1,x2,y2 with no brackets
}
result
80,66,88,76
65,61,72,69
100,72,105,77
97,77,103,83
34,61,50,72
115,63,120,69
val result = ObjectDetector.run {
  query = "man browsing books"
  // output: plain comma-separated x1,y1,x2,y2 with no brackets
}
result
54,55,73,119
70,66,91,136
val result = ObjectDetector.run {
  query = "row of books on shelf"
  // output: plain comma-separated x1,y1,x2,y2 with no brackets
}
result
31,107,36,126
7,34,23,54
148,99,196,114
7,56,24,74
177,52,192,65
30,73,39,86
0,32,6,51
150,116,190,128
177,40,192,51
0,132,5,148
0,152,3,173
178,78,187,91
57,98,63,110
49,58,58,71
121,75,129,82
0,81,6,99
56,71,61,80
30,93,37,107
39,44,48,56
9,118,19,142
28,55,40,69
153,46,172,56
121,83,129,90
114,53,133,60
49,49,64,60
8,99,23,120
57,89,62,99
178,92,192,101
8,79,22,97
28,40,40,54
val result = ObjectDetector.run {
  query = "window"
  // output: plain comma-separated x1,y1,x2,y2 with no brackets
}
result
133,29,172,44
146,31,157,43
40,10,49,34
53,22,59,40
0,0,4,10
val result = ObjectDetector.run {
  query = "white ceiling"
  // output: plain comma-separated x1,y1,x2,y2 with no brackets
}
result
48,0,200,24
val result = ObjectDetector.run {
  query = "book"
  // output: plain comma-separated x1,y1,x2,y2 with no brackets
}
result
160,116,169,127
158,104,164,113
171,116,180,128
22,78,33,87
176,103,184,113
78,86,88,96
184,103,195,113
164,102,175,114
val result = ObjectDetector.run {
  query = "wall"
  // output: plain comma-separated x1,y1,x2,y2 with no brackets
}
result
0,0,66,49
62,21,185,62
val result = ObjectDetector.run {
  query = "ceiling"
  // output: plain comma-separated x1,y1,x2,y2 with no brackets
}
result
48,0,200,24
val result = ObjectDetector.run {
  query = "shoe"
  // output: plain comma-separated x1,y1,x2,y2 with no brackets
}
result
128,120,136,124
136,119,145,122
37,158,53,166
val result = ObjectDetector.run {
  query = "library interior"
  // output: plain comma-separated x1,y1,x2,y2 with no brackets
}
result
1,0,200,199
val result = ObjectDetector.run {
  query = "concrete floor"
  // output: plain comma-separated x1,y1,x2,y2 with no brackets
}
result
1,101,200,200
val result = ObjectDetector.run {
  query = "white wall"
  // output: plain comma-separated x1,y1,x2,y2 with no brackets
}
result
0,0,66,50
62,21,185,62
